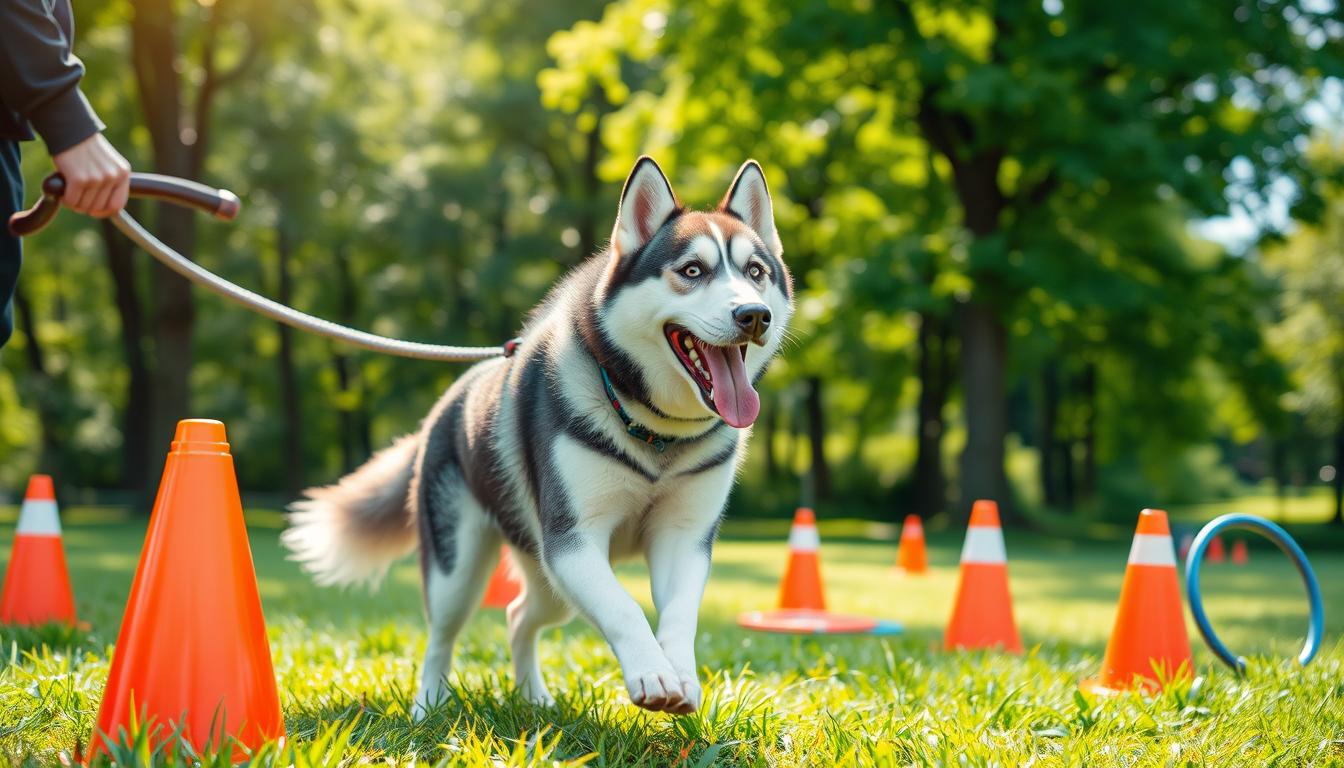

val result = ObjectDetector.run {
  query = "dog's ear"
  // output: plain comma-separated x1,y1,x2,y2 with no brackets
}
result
612,156,680,258
720,160,781,258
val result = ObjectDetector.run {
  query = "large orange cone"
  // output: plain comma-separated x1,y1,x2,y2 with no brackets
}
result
738,508,901,635
1,475,76,626
1230,539,1249,565
894,514,928,574
1082,509,1191,696
944,500,1022,653
91,420,282,759
481,546,522,608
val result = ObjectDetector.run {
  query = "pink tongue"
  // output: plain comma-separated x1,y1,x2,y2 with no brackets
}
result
702,344,760,428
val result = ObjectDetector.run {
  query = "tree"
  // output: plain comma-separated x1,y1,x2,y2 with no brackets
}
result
544,0,1342,521
1267,139,1344,524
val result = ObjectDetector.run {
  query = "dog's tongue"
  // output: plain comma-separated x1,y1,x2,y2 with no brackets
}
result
703,344,760,428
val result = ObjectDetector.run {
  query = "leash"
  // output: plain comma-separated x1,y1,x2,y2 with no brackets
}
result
9,173,511,363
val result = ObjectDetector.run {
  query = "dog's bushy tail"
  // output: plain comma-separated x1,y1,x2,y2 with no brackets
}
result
281,434,419,588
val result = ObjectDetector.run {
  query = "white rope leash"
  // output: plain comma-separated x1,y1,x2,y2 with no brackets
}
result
111,210,508,363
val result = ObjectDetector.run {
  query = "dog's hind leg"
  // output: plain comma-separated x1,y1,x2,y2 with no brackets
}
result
411,469,501,720
505,551,574,706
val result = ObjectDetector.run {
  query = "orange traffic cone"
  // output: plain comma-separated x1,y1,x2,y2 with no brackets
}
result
1082,508,1191,696
778,507,825,610
1207,534,1226,563
738,508,899,634
894,514,928,574
1231,539,1249,565
481,546,522,609
1,475,76,626
91,420,282,759
944,500,1022,653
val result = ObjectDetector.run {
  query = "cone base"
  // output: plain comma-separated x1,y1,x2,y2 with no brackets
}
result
737,609,902,635
1078,676,1166,698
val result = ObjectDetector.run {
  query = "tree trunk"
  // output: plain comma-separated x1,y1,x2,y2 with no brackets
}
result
101,218,154,499
763,395,778,480
958,301,1011,521
1334,421,1343,526
1039,360,1060,507
13,287,61,468
804,376,830,503
912,310,949,518
577,93,604,259
1079,362,1097,500
275,224,303,497
332,242,369,473
133,0,196,453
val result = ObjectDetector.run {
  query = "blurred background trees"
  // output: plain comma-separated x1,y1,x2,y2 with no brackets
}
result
2,0,1342,527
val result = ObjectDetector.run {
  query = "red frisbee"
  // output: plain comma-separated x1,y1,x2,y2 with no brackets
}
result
737,608,886,634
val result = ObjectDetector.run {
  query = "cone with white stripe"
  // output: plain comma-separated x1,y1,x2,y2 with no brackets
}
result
894,514,928,574
737,507,901,634
0,475,77,626
944,500,1021,652
1082,508,1191,695
778,507,825,610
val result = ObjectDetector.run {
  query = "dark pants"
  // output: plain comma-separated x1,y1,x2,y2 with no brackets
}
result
0,140,21,348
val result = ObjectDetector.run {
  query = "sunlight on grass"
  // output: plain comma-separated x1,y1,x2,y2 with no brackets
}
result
0,508,1341,765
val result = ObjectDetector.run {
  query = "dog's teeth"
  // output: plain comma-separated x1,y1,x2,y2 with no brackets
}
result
689,349,700,362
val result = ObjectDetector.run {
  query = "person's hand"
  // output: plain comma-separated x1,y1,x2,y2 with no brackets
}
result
52,133,131,218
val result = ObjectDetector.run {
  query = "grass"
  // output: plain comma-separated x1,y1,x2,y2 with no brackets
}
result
1,506,1342,766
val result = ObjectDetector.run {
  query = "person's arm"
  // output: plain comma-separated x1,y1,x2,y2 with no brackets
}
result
0,0,129,217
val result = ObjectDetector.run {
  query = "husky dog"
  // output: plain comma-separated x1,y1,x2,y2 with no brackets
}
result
282,157,792,716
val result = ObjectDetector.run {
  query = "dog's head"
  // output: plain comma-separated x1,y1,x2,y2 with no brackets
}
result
595,157,793,429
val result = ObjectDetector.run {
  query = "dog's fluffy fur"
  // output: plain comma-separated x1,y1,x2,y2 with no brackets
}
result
282,157,792,716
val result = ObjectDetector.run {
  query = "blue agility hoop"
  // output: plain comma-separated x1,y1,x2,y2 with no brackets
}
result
1185,513,1324,672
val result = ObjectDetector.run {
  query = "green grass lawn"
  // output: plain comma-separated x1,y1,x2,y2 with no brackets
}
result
1,507,1342,766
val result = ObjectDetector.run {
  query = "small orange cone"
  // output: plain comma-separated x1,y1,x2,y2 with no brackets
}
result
91,420,283,759
945,500,1022,653
738,508,900,634
1230,538,1249,565
894,514,928,574
778,507,825,610
1207,534,1226,563
1,475,76,626
481,546,522,609
1082,509,1191,696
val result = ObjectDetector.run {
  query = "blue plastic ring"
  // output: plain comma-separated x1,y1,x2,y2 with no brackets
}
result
1184,513,1324,672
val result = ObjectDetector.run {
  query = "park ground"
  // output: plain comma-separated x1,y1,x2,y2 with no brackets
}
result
0,500,1342,766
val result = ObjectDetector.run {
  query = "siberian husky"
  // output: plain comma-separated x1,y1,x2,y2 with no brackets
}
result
282,157,793,716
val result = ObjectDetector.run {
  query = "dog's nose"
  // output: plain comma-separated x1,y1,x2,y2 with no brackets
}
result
733,304,771,341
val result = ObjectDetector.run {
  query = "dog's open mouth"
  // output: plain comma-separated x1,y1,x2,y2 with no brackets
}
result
664,325,760,428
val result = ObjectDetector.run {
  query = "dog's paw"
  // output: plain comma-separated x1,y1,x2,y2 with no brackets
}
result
519,681,557,708
627,667,694,713
674,675,702,714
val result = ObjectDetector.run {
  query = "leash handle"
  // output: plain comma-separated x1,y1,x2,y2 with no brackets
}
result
8,172,241,236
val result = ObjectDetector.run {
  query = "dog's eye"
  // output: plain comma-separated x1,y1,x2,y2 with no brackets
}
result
679,263,704,279
747,263,765,281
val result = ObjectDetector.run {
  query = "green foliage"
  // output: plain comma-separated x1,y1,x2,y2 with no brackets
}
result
0,0,1341,523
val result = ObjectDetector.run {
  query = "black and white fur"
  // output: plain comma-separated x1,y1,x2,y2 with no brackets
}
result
282,157,793,716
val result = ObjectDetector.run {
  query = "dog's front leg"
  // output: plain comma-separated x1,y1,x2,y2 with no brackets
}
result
646,461,735,714
647,524,714,714
543,521,691,714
